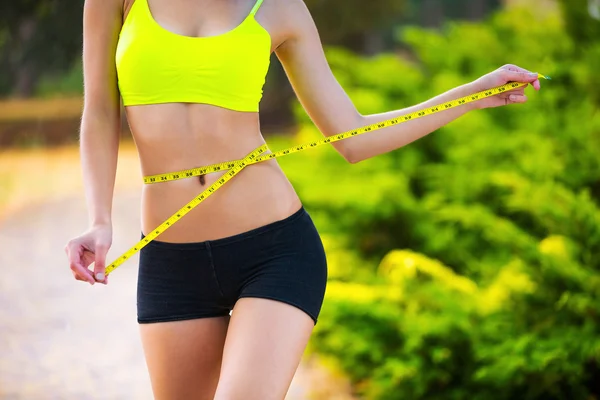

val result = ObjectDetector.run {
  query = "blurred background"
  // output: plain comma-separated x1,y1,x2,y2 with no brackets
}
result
1,0,599,399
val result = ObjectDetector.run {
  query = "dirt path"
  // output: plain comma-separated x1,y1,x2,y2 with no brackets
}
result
0,191,324,400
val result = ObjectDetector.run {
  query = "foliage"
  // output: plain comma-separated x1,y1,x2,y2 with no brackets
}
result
303,0,407,45
0,0,83,96
35,60,83,97
281,3,600,399
558,0,600,46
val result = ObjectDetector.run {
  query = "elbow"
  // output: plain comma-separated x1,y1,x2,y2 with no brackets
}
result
338,146,362,164
342,114,367,164
344,152,361,164
329,113,367,164
81,102,121,134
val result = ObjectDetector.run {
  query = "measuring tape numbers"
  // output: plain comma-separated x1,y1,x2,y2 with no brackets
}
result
105,75,549,275
104,145,268,275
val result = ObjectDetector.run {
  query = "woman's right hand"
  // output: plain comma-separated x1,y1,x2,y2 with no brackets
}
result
64,224,112,285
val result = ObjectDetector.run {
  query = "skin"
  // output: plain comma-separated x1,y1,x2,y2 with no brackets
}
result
64,0,542,398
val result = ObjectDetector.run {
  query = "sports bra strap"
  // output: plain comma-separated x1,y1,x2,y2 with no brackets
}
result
249,0,264,15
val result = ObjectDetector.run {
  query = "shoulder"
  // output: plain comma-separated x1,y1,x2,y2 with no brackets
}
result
257,0,319,50
274,0,316,34
84,0,123,13
83,0,124,27
82,0,124,109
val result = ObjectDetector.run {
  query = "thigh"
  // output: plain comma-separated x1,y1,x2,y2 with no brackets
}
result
140,316,230,400
136,238,234,398
213,298,315,400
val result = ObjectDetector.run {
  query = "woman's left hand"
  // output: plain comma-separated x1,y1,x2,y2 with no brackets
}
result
471,64,542,110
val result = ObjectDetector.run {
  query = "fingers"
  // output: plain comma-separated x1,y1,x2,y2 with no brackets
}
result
71,270,91,282
93,242,109,284
500,68,541,91
65,241,96,285
507,87,525,96
501,69,538,82
498,86,527,105
502,64,530,74
508,94,528,104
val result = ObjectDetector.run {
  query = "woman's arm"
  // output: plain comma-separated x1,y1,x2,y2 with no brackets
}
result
65,0,123,285
275,0,541,164
81,0,122,225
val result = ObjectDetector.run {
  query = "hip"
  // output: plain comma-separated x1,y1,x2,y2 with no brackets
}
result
137,206,328,325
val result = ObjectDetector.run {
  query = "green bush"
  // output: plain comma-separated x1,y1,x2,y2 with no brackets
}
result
280,4,600,399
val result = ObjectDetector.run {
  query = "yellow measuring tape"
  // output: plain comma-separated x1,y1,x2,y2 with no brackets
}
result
105,75,549,275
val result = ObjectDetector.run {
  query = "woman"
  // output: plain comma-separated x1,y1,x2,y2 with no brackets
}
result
64,0,542,398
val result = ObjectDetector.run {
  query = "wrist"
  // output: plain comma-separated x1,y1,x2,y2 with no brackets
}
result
90,218,112,229
464,80,485,110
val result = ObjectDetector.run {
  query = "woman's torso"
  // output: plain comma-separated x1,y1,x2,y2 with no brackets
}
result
119,0,301,242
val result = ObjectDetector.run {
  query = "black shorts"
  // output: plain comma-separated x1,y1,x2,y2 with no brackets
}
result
137,207,328,325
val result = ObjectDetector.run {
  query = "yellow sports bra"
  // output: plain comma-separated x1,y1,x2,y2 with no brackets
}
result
115,0,271,112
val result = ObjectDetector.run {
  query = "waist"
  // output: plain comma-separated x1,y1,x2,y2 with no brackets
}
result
140,153,302,243
126,104,302,242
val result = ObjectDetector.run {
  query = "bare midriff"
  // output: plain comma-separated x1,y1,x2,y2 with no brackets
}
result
126,103,302,243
